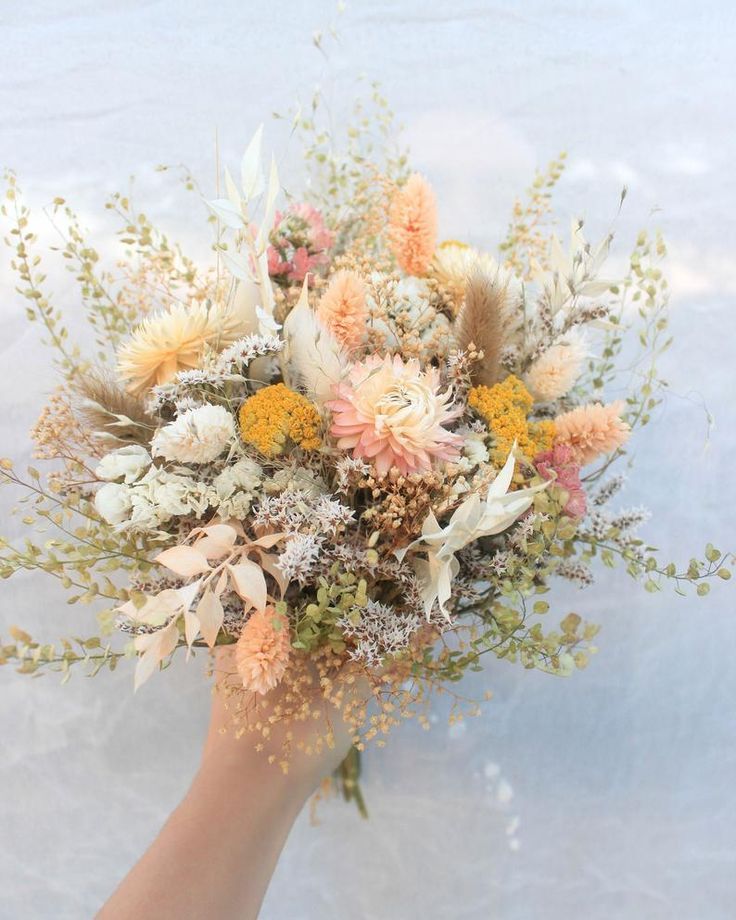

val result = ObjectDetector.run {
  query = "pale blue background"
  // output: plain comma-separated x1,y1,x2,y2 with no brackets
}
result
0,2,734,918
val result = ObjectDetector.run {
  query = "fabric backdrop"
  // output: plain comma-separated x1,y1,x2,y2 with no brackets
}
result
0,2,734,917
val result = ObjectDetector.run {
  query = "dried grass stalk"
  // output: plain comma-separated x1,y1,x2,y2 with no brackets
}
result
455,270,507,387
73,369,156,445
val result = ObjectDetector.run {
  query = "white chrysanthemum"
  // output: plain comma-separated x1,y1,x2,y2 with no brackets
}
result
152,404,235,464
524,334,586,402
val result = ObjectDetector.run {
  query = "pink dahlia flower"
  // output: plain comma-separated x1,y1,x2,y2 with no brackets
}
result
535,444,587,519
327,354,463,476
267,203,334,284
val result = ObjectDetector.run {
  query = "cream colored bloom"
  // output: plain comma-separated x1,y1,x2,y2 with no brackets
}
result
95,482,133,525
152,404,235,464
431,241,503,305
525,334,586,402
117,303,247,396
395,449,548,617
95,445,152,483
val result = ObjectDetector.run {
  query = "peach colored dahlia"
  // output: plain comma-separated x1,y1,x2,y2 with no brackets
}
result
327,354,462,476
554,400,630,466
235,607,291,695
388,173,438,276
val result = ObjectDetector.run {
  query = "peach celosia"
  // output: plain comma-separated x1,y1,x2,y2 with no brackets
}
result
328,354,462,476
316,270,368,350
554,400,630,466
387,173,437,276
235,606,291,695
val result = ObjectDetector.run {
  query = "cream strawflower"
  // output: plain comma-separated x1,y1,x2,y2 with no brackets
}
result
430,241,503,306
117,303,247,396
554,400,630,465
235,607,291,694
152,404,235,464
525,334,586,402
327,354,462,476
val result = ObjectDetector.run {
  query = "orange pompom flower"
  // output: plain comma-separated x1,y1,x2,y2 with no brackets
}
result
388,173,438,276
554,400,630,466
235,606,291,695
316,270,368,350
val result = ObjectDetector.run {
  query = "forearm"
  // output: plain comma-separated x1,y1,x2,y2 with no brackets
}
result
97,752,313,920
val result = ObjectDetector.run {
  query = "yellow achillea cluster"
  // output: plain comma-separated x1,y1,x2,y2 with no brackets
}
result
468,375,555,464
239,384,322,457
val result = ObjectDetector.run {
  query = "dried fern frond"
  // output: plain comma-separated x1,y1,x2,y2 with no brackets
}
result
73,370,156,445
455,270,507,387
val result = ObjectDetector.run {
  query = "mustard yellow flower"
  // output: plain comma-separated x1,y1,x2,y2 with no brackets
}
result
239,384,322,457
468,375,553,464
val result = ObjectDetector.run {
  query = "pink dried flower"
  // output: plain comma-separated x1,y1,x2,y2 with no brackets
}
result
327,354,462,476
554,400,630,466
235,606,291,695
535,444,587,518
388,173,438,276
267,203,334,284
317,270,368,350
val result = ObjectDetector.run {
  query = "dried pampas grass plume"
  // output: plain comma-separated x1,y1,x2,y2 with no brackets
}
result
455,270,508,387
387,173,437,276
73,370,156,446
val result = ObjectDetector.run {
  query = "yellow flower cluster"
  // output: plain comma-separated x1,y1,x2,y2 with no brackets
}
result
468,375,555,464
239,384,322,457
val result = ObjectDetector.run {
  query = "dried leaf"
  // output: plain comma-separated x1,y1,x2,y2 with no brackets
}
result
196,589,224,647
155,546,211,577
228,559,267,612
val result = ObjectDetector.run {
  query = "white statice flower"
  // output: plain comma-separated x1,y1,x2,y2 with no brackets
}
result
216,491,256,520
95,482,133,525
109,468,213,532
337,599,422,667
262,467,327,497
212,458,263,501
127,491,161,532
152,404,235,464
142,468,211,520
95,445,152,483
209,457,263,519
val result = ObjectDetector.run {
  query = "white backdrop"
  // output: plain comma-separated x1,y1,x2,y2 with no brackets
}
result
1,2,735,918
